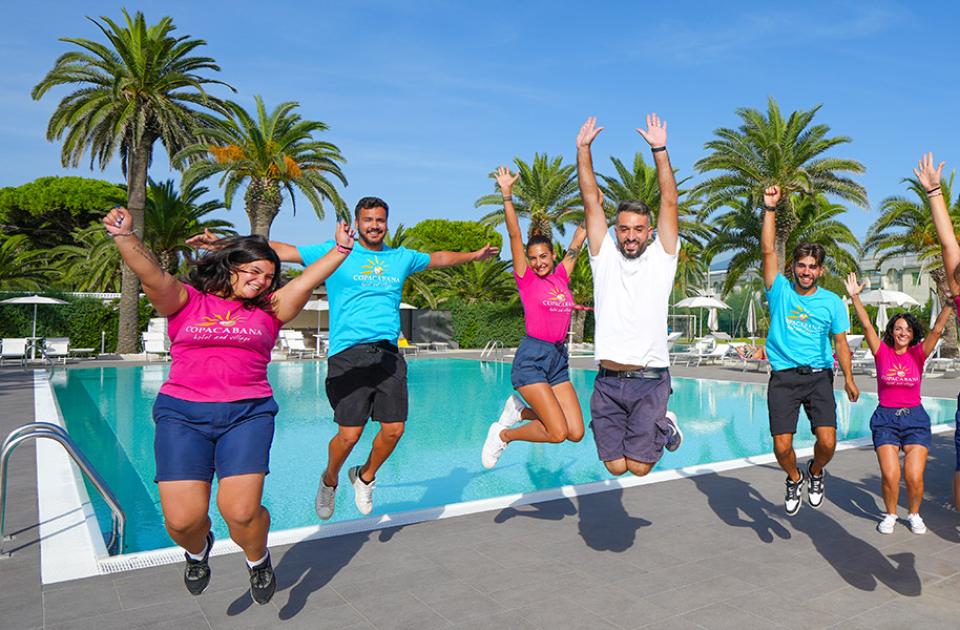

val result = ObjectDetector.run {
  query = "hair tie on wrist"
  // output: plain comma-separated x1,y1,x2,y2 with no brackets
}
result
336,244,353,254
926,185,941,194
651,146,667,153
110,231,135,238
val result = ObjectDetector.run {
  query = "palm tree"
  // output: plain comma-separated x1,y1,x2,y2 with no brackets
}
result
476,154,580,239
144,179,234,273
0,235,49,290
431,259,517,305
695,97,867,268
49,224,121,292
865,172,960,353
32,10,232,352
706,193,860,296
176,96,348,237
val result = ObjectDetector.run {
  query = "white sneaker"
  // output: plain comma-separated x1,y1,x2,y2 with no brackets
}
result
498,395,525,427
664,411,683,452
907,513,927,535
315,479,337,520
348,466,375,516
877,513,897,534
481,421,508,469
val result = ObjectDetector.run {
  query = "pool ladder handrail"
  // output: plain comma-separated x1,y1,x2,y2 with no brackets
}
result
0,421,125,556
480,339,504,360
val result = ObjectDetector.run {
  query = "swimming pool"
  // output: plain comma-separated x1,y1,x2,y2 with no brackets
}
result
49,359,958,556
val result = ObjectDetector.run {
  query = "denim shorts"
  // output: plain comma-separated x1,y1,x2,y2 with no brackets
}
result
510,336,570,389
152,393,278,482
870,404,932,450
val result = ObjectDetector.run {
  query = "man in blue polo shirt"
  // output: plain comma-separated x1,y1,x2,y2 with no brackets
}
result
269,197,497,519
761,185,858,516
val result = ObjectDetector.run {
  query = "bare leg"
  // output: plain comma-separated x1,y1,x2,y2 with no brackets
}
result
323,425,364,487
501,382,569,444
604,458,628,476
773,433,800,481
902,444,928,514
625,459,654,477
810,426,837,475
551,381,585,442
158,480,212,554
359,421,405,482
875,445,901,515
216,473,270,562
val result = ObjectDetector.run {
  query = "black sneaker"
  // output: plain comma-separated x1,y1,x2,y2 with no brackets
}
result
248,552,276,605
784,470,805,516
183,530,214,595
807,460,825,509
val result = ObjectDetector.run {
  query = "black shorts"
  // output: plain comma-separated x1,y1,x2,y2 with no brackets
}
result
325,341,408,426
768,368,837,436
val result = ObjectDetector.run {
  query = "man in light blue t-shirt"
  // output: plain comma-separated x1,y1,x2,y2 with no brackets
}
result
268,196,498,519
761,185,859,517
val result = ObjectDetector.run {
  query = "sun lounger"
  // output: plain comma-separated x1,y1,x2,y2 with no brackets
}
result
0,338,28,366
671,338,715,366
698,343,732,366
41,337,71,364
141,332,170,361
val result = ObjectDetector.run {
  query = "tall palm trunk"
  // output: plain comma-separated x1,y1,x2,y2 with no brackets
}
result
931,268,958,357
116,140,151,353
570,308,587,343
245,178,282,238
157,250,178,275
775,202,799,273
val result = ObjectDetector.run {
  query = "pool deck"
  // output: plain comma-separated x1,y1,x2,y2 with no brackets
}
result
3,360,960,629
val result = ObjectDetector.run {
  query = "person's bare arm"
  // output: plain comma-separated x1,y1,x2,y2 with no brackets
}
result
833,333,859,402
576,117,607,257
923,303,954,356
186,228,304,264
760,185,782,290
495,166,527,277
916,153,960,294
844,273,881,355
105,207,187,316
271,222,355,322
636,113,678,254
428,245,499,269
561,224,587,276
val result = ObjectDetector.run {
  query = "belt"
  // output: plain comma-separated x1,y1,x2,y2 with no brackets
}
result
598,366,668,379
775,365,829,376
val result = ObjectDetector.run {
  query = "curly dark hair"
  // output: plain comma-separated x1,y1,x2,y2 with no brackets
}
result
881,312,924,348
186,235,282,312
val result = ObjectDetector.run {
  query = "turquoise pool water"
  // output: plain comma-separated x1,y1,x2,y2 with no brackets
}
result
50,360,957,554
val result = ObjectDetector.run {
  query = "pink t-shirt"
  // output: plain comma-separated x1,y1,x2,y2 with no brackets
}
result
874,342,926,408
515,264,575,343
159,285,283,402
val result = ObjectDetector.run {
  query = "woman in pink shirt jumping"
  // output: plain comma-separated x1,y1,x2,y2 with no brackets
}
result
104,206,354,604
844,272,952,535
481,167,588,468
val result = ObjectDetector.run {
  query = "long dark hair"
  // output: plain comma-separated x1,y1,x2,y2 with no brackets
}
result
882,312,924,348
186,235,282,311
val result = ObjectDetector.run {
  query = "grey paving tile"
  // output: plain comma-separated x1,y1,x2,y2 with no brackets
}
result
113,565,199,609
449,610,540,630
44,598,207,630
844,596,960,630
332,565,456,601
271,603,369,630
0,590,43,630
806,583,898,618
725,588,848,629
562,583,676,629
514,594,619,629
195,586,281,629
485,568,600,611
639,575,760,618
42,579,122,625
638,617,705,630
346,590,451,630
680,602,784,630
407,578,506,623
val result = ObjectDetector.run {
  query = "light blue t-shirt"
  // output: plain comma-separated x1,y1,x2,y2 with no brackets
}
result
299,241,431,357
765,274,850,370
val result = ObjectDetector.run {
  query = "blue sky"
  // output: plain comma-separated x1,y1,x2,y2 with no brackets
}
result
2,1,959,248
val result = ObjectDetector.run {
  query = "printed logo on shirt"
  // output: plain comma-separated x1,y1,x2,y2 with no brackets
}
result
883,361,918,386
785,305,824,334
184,309,264,341
541,286,575,313
197,309,245,328
353,256,402,286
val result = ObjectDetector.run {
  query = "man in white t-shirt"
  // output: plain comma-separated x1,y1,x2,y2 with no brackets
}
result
576,114,683,476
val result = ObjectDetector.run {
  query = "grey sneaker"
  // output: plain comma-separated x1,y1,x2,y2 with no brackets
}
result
315,478,337,520
664,411,683,452
348,465,375,515
785,471,805,516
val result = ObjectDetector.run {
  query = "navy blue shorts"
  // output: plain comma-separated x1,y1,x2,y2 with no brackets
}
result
589,370,672,463
870,404,932,450
153,393,278,483
510,336,570,389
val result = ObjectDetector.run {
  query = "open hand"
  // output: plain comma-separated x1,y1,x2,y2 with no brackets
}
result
494,166,520,196
335,220,357,250
763,185,782,209
186,228,222,250
636,113,667,148
103,206,133,235
576,117,604,148
843,272,864,298
913,152,944,192
473,243,500,261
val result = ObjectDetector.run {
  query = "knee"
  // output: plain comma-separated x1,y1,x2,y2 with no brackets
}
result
164,512,207,537
335,430,362,448
772,437,793,458
604,460,628,476
546,427,568,444
566,428,585,443
627,460,652,477
220,502,263,528
380,423,405,442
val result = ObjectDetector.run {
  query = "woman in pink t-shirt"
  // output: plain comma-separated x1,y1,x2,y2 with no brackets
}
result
845,272,952,535
481,167,588,468
105,206,354,604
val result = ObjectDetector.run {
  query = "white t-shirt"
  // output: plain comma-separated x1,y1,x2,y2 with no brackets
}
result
589,232,679,367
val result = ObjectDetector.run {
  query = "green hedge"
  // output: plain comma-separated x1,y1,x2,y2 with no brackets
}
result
0,295,154,352
447,298,525,348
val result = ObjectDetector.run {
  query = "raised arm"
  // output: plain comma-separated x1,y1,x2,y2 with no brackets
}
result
760,185,782,290
561,224,587,276
844,272,881,355
105,207,187,316
915,153,959,295
923,302,954,357
576,117,607,257
271,222,355,322
427,244,500,269
495,166,526,276
636,113,678,254
187,229,304,264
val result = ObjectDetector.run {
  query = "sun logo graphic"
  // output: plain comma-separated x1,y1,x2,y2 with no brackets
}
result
886,362,910,379
196,310,246,328
547,287,568,302
360,257,388,277
786,307,809,322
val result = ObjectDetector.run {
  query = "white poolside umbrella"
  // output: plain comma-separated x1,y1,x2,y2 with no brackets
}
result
876,303,890,330
675,294,730,338
746,298,757,342
303,299,329,337
0,295,68,359
707,307,720,332
859,289,920,308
